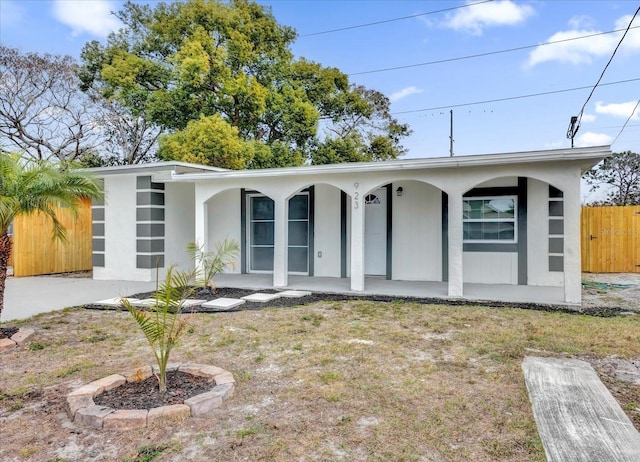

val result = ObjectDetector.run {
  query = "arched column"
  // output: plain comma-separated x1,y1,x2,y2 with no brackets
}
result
563,177,582,304
273,196,289,287
447,189,464,298
194,186,209,274
350,195,365,291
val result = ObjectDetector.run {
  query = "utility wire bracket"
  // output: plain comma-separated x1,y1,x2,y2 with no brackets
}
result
566,115,579,148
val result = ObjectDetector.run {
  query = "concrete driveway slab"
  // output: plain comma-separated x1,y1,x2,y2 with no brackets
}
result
2,276,156,322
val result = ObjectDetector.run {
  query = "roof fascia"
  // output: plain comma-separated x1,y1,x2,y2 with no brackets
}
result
168,146,611,182
82,161,227,176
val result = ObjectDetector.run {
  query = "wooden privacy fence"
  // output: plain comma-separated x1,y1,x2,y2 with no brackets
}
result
11,199,92,277
581,205,640,273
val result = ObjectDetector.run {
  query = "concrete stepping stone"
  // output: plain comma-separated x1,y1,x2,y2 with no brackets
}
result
94,297,138,307
128,298,205,309
129,298,157,307
278,290,312,298
178,299,206,308
201,298,246,311
241,293,282,303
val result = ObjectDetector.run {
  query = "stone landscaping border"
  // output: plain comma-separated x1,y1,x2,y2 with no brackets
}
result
66,363,235,430
0,328,36,353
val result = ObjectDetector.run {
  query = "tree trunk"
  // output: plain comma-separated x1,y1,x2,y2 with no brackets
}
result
0,231,11,321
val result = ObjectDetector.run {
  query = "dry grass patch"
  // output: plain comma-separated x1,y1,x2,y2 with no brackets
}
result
1,301,639,461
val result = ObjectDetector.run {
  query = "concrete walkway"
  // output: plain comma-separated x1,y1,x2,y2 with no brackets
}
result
2,276,156,322
522,356,640,462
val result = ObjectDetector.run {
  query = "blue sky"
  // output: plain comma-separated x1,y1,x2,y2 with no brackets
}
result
1,0,639,160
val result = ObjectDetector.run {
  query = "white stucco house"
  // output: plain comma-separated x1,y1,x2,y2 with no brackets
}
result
89,145,610,306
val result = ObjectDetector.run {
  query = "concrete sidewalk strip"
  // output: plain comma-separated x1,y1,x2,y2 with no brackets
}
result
522,356,640,462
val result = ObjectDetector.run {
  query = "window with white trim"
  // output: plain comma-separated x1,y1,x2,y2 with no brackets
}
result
463,196,517,243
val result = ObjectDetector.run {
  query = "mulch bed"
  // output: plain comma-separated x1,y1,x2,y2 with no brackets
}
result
82,286,630,318
93,371,212,410
0,327,19,339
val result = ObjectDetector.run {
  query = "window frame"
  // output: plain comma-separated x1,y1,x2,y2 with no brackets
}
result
462,195,518,244
245,192,310,275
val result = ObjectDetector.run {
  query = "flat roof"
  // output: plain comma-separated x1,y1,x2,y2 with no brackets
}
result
84,161,227,176
168,145,611,182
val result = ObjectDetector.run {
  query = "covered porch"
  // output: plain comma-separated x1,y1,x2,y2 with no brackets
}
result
214,273,568,306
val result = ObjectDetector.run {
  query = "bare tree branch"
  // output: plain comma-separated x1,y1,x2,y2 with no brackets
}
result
0,46,98,162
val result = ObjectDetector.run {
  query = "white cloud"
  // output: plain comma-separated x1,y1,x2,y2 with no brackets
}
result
0,1,26,30
52,0,121,37
581,113,597,123
616,14,640,52
442,0,535,35
575,131,613,147
568,15,595,30
389,86,424,102
595,101,640,120
527,15,640,67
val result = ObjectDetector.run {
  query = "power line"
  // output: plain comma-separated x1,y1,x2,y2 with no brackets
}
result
612,99,640,145
569,5,640,143
392,77,640,115
299,0,493,37
349,26,639,76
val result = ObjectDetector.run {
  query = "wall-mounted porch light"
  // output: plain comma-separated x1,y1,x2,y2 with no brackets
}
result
396,186,403,197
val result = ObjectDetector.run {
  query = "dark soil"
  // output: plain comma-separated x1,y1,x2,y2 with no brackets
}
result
93,371,212,410
587,358,640,428
83,286,631,318
0,326,18,339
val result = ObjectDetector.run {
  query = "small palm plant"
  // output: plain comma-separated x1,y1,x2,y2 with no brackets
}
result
122,265,196,393
188,239,239,293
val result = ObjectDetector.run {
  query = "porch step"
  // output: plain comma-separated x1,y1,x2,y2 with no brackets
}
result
201,298,246,310
522,356,640,462
241,293,282,303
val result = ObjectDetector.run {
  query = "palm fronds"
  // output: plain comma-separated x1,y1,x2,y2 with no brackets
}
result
122,265,196,392
188,238,239,292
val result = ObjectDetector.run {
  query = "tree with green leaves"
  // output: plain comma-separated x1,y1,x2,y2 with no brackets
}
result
583,151,640,205
79,0,410,169
0,153,103,320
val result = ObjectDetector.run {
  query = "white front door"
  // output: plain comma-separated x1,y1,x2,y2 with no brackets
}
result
364,188,387,275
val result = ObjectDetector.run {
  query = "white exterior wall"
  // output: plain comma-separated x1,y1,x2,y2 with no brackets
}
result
164,183,196,273
206,189,242,273
94,174,154,281
462,176,518,285
475,177,517,188
528,178,564,287
313,184,341,277
463,252,518,284
392,181,442,281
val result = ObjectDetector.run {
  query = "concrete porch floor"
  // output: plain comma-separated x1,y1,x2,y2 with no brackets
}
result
215,274,568,306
